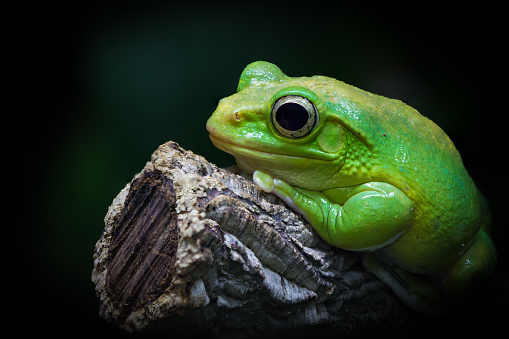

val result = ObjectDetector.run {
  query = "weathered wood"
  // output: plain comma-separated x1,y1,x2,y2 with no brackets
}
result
92,141,406,335
106,171,179,315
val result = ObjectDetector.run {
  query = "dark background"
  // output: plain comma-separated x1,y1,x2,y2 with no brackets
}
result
18,2,506,337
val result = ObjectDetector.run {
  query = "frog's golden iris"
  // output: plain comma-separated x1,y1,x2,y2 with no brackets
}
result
270,95,318,138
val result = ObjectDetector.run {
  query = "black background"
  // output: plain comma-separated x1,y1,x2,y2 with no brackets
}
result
15,2,507,337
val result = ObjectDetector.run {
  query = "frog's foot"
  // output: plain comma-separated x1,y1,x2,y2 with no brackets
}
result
253,170,307,217
363,253,447,315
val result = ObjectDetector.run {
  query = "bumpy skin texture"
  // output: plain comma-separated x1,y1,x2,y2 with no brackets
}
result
206,61,497,312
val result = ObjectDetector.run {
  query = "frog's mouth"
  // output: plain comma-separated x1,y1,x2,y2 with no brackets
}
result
209,134,337,162
209,135,296,160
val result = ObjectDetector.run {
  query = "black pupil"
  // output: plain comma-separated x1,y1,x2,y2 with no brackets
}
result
275,103,309,131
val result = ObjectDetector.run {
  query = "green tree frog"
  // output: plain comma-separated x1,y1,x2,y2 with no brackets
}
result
206,61,497,313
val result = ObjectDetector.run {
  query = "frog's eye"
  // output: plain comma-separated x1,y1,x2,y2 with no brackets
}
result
270,95,318,138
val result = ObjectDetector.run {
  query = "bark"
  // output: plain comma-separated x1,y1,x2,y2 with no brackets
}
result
92,141,406,336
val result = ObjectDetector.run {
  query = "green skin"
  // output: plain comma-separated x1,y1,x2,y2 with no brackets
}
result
206,61,497,313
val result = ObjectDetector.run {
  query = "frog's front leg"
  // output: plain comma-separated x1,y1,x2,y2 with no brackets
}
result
253,171,413,251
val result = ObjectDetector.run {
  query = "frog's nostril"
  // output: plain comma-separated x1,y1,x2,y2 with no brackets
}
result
234,111,242,121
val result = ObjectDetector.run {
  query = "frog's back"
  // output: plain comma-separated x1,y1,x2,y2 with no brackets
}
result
325,79,482,273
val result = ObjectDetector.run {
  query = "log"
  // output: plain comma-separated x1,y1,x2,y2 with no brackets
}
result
91,141,406,336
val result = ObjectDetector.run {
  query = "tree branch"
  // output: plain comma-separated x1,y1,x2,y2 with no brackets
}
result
92,141,406,335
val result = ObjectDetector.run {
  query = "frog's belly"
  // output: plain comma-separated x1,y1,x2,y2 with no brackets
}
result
378,167,483,274
383,210,480,274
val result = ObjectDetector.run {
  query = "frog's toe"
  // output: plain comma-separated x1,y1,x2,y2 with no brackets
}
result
253,170,275,193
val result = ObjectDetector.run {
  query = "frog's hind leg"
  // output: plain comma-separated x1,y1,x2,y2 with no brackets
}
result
441,230,497,304
362,253,447,315
363,230,497,314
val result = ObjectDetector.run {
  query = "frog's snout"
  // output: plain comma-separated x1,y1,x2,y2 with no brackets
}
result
206,108,236,138
219,109,243,125
205,119,216,134
211,107,243,128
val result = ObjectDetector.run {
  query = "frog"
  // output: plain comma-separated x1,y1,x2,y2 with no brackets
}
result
206,61,497,314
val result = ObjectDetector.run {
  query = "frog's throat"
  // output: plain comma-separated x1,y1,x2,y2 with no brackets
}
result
209,134,338,162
